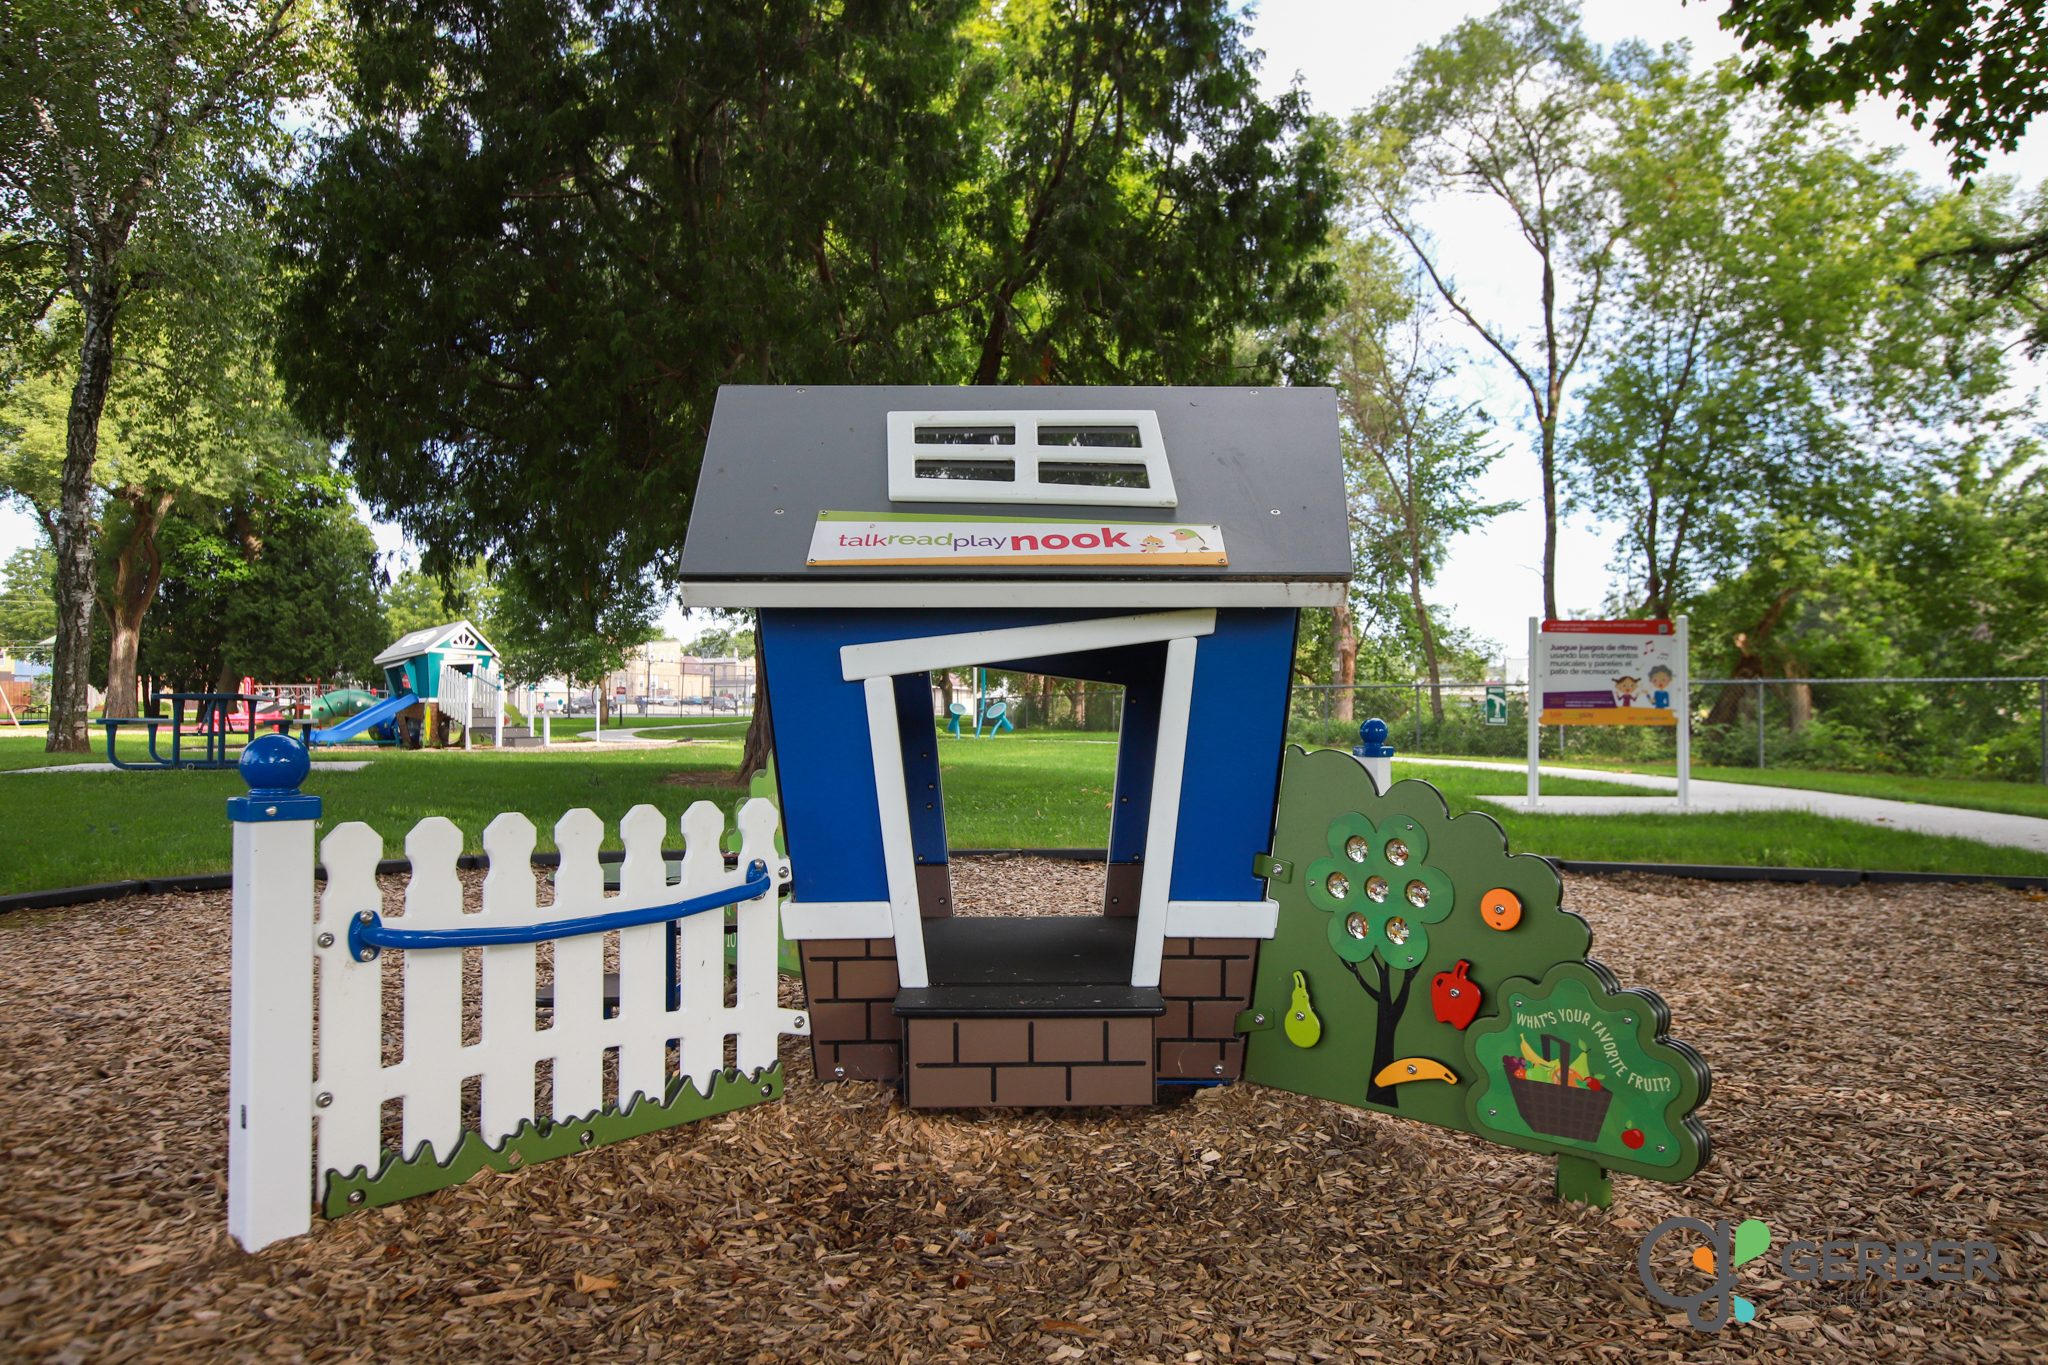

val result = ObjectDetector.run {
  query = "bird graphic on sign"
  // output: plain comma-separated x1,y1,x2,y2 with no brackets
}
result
1171,527,1210,552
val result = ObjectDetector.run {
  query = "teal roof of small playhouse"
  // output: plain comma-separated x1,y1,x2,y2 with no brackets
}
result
373,620,497,670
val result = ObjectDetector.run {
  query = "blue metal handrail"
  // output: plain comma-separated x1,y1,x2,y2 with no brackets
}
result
347,861,772,962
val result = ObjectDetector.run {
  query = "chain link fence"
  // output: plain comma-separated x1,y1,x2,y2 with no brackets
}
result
1288,676,2048,784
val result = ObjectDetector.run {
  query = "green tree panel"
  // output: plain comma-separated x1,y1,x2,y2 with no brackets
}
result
320,1064,781,1218
1242,747,1711,1186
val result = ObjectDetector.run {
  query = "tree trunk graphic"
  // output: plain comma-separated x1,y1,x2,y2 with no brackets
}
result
1344,957,1416,1106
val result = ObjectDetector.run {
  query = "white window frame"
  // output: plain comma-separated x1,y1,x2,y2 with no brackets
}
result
886,409,1177,509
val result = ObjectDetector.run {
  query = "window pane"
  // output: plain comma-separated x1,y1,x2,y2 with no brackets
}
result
914,458,1016,482
1037,461,1150,488
914,426,1016,445
1037,425,1142,448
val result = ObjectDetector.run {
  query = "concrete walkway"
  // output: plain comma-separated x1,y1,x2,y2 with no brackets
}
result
1400,757,2048,857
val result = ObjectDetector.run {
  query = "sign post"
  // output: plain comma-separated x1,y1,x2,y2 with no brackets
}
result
1527,616,1689,810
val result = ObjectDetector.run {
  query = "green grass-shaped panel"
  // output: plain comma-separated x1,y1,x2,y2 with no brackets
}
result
321,1063,782,1218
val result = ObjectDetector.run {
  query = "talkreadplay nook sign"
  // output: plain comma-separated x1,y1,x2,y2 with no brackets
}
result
806,511,1227,568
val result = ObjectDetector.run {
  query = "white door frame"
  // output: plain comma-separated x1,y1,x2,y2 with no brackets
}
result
813,610,1283,990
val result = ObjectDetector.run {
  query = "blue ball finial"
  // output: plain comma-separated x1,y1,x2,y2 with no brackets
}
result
239,732,310,794
1354,717,1395,759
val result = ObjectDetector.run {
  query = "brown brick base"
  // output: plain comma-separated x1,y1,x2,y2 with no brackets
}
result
1155,937,1259,1081
905,1016,1153,1108
799,940,901,1082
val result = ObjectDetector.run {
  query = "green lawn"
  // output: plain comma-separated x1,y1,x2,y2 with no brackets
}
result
0,731,2038,897
1429,751,2048,820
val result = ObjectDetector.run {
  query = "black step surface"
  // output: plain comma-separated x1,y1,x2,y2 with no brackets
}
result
921,916,1136,986
893,985,1165,1017
894,917,1153,1016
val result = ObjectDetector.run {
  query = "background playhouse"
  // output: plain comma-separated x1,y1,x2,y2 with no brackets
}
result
303,619,514,747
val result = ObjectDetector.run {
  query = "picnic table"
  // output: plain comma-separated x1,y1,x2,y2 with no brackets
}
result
98,692,285,770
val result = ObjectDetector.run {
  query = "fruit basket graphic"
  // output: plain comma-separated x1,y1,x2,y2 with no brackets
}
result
1503,1034,1613,1143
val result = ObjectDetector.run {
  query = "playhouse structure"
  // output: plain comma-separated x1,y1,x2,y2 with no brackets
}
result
372,619,500,699
222,385,1713,1253
679,386,1350,1106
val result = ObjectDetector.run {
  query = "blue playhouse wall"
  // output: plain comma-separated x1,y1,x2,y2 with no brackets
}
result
758,608,1299,909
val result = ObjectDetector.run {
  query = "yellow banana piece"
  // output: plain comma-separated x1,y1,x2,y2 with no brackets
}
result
1284,970,1322,1048
1521,1037,1547,1066
1374,1056,1459,1086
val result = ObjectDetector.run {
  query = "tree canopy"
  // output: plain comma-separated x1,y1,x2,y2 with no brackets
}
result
1717,0,2048,181
277,0,1339,618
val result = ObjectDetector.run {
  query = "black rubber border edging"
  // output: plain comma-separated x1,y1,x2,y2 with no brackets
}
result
5,849,2041,915
1550,859,2048,891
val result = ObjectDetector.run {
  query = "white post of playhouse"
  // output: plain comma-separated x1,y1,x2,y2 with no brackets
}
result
494,675,505,749
543,712,552,747
226,734,322,1252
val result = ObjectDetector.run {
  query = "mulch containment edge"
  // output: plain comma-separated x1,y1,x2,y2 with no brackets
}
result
6,849,2043,915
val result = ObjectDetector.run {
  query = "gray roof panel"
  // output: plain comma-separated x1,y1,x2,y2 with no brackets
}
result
679,386,1349,586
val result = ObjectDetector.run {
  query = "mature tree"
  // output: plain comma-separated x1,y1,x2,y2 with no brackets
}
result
1566,64,1954,624
1349,0,1629,620
0,0,332,749
1716,0,2048,182
279,0,981,613
948,0,1337,386
279,0,1337,610
1327,233,1512,723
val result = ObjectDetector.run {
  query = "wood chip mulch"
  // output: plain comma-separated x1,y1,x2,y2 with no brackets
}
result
1,862,2043,1364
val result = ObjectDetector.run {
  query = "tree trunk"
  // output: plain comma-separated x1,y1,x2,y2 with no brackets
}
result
1784,657,1813,732
1704,589,1801,727
739,622,773,778
48,300,119,752
101,489,178,718
1408,561,1445,724
1332,600,1358,722
1347,958,1418,1108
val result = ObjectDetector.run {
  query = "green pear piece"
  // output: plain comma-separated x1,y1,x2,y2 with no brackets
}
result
1284,970,1322,1048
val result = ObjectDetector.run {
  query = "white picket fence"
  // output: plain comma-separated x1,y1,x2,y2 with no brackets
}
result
438,662,504,746
228,795,804,1252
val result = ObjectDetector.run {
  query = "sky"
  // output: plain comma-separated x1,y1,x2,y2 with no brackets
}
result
6,1,2042,658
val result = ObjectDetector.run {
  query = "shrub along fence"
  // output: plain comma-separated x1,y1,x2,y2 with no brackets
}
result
1287,676,2048,784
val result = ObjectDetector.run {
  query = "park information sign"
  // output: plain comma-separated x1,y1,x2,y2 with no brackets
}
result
806,510,1228,568
1537,619,1681,726
1526,616,1690,809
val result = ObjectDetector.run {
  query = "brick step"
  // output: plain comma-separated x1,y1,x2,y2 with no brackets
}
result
904,1014,1155,1108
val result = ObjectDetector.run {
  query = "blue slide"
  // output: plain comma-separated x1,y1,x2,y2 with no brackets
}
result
308,691,417,745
